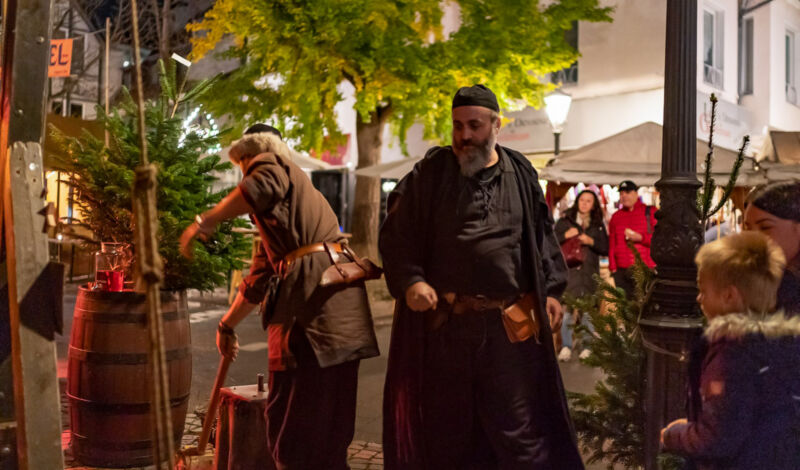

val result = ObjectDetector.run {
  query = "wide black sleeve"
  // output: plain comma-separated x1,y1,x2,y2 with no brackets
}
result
534,184,568,299
378,152,436,299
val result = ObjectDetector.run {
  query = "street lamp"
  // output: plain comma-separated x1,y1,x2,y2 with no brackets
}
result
544,89,572,156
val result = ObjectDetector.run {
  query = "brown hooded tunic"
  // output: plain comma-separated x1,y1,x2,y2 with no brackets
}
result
233,133,379,370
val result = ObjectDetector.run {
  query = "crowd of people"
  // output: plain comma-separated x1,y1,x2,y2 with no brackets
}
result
177,83,800,469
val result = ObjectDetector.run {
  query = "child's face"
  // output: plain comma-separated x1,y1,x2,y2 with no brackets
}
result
697,271,743,319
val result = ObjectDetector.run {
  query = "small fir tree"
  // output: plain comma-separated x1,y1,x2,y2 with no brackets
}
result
51,59,249,291
566,244,652,469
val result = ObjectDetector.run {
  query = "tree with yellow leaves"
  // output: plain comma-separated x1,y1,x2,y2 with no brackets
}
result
189,0,612,258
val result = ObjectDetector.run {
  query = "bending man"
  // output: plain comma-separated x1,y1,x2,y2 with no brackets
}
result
180,124,379,470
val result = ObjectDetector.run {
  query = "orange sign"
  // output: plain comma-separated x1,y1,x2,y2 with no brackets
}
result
48,39,73,77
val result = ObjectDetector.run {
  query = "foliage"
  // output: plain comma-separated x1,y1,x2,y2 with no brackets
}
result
566,244,653,469
187,0,614,152
697,93,750,224
50,59,249,291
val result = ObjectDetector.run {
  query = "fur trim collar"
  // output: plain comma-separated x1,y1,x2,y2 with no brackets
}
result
705,311,800,342
228,131,297,164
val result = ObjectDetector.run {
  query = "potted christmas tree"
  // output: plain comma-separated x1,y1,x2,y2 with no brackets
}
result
52,60,249,468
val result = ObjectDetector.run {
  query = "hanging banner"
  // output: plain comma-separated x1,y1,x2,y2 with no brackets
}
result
48,39,73,77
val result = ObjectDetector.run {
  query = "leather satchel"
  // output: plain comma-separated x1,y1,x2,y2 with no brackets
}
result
560,235,585,268
501,293,539,343
319,242,383,287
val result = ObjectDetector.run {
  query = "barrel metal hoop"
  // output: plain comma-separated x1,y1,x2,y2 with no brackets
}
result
73,308,188,324
65,392,190,414
70,431,184,451
68,346,190,364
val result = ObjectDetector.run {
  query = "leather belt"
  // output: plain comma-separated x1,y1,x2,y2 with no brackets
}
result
443,293,519,315
279,242,345,275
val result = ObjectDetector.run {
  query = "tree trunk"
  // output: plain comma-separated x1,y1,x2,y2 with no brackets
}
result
350,107,390,260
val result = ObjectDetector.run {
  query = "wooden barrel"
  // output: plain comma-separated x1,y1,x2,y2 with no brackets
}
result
68,286,192,468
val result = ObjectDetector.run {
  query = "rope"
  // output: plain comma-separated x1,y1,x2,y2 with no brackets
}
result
130,1,174,468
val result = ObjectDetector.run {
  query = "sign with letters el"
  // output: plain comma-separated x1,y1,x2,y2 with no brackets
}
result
48,39,73,77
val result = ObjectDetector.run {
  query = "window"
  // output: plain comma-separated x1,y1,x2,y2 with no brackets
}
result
739,17,754,95
68,102,84,118
787,31,796,104
703,9,724,88
51,100,85,118
551,21,578,85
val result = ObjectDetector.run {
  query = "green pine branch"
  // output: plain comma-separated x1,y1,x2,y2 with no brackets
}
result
697,93,750,225
566,243,683,469
50,60,249,291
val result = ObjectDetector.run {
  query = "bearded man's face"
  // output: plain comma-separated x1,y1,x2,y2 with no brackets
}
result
452,106,500,177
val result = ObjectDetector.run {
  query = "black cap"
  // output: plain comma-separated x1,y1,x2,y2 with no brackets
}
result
452,84,500,112
244,123,282,140
618,180,639,192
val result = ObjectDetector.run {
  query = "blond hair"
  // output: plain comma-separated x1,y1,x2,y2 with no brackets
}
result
695,231,787,312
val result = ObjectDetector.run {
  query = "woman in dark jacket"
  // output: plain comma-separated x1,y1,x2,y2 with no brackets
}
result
744,181,800,315
553,189,609,361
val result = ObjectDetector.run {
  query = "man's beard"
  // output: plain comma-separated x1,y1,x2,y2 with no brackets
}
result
454,137,495,177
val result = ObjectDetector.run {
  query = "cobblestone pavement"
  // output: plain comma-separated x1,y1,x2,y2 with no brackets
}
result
63,406,386,469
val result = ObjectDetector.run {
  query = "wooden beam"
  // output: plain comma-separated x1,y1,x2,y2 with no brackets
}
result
0,0,64,468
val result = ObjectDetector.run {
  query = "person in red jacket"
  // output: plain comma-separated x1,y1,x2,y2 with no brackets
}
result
608,180,657,297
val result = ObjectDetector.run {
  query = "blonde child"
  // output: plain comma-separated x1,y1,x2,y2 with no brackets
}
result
661,231,800,470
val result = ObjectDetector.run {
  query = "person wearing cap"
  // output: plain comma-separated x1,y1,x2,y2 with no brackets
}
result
380,85,583,469
607,180,657,298
179,124,379,469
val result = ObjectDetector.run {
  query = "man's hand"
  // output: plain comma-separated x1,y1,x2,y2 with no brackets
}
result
405,281,438,312
564,227,580,238
624,228,643,242
546,296,563,330
179,219,214,259
660,418,688,447
216,329,239,360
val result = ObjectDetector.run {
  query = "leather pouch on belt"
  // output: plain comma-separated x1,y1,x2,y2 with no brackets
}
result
319,243,383,287
501,293,539,343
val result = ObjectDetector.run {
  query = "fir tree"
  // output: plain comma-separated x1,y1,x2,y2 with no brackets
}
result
51,59,249,291
566,243,652,469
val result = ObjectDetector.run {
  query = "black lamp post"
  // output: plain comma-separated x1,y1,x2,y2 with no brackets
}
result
640,1,705,468
544,89,572,156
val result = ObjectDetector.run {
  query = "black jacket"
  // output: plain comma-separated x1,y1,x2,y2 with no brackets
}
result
554,215,609,299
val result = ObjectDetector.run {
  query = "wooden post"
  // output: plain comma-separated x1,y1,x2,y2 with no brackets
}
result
0,0,65,468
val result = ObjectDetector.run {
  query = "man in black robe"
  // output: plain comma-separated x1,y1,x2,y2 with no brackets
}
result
379,85,583,469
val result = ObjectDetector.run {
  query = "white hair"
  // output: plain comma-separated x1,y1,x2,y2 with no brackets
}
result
228,132,298,164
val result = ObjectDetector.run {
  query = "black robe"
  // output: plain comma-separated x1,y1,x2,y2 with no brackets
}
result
379,145,583,469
